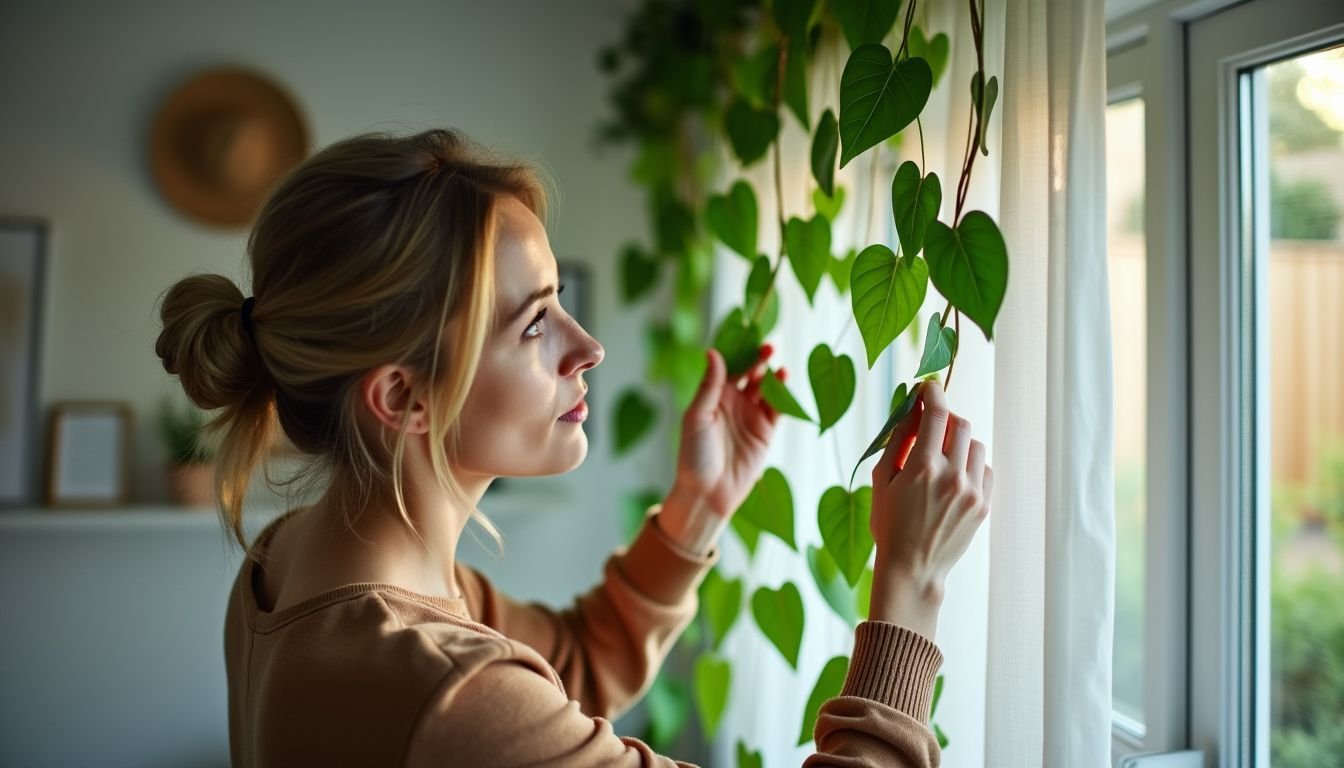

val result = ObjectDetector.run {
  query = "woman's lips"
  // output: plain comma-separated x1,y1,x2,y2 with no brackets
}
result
559,400,588,423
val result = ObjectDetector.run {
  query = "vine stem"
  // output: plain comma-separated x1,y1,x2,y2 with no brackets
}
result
917,116,927,170
897,0,919,60
954,0,988,220
944,310,961,391
748,40,792,328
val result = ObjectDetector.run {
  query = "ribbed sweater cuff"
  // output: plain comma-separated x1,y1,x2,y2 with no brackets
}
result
840,620,944,722
617,504,719,605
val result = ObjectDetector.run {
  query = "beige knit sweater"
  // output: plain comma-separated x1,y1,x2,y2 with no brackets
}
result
224,506,943,766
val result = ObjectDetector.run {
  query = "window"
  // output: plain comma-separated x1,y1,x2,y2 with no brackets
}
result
1108,1,1344,765
1250,46,1344,767
1106,96,1147,735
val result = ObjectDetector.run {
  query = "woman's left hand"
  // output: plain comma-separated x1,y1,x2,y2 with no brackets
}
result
668,345,782,523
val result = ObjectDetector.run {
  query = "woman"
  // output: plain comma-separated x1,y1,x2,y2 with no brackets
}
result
155,128,990,766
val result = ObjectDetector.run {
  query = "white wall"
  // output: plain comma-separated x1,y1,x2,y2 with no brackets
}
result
0,0,691,765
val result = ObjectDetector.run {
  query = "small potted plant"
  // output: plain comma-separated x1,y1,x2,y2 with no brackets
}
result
158,397,216,507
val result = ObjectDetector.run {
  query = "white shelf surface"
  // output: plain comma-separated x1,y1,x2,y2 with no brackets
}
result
0,477,575,534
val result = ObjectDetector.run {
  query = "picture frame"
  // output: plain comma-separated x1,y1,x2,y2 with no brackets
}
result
0,217,48,507
45,401,133,507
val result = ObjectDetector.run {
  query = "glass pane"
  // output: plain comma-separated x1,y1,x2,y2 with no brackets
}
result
1262,46,1344,767
1106,97,1147,730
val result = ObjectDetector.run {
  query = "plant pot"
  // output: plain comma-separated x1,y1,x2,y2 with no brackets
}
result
167,462,216,507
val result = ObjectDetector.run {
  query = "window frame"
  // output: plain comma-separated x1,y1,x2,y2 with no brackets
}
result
1106,1,1344,765
1186,5,1344,767
1104,2,1201,759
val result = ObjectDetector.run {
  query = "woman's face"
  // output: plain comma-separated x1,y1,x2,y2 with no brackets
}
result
452,195,604,479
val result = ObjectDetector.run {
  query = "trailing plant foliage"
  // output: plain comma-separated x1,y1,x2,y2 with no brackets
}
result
159,396,214,465
599,0,1005,758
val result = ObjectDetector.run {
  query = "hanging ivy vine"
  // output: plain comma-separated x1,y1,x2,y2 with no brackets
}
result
598,0,1005,759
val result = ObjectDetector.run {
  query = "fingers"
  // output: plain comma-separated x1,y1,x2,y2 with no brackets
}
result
873,389,924,487
740,344,774,392
685,348,726,425
911,381,951,467
966,439,986,491
983,465,994,502
943,414,971,470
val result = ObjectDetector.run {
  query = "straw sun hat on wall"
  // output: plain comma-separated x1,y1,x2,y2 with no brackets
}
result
149,67,310,229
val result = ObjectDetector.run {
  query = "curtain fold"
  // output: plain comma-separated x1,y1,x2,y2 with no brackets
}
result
708,0,1114,764
987,0,1115,764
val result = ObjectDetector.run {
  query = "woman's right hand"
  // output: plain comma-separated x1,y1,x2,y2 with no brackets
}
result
866,381,992,641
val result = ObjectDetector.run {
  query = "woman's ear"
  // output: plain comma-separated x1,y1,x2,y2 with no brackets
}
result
359,364,430,434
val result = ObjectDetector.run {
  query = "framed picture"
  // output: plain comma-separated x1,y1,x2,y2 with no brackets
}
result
45,401,133,507
0,218,47,507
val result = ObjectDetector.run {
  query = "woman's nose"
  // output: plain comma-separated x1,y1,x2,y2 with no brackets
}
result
561,329,603,377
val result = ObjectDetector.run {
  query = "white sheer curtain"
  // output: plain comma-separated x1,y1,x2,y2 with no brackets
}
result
708,1,1113,765
986,0,1115,764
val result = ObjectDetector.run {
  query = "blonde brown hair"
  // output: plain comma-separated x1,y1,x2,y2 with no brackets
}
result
155,128,548,561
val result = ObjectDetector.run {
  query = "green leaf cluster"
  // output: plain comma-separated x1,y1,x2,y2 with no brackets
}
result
599,0,1008,756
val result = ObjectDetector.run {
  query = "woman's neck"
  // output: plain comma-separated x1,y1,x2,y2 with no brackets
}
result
299,471,491,601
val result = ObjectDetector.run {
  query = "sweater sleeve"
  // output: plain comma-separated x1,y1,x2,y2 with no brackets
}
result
405,620,943,767
455,504,716,720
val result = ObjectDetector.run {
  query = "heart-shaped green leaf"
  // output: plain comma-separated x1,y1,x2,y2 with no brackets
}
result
713,307,765,377
914,311,957,377
981,76,999,155
737,741,764,768
924,211,1008,340
751,582,806,669
971,72,999,156
733,45,775,109
693,654,732,738
761,370,814,424
737,467,797,551
744,255,779,335
851,382,919,486
811,110,839,197
700,568,743,650
831,0,900,50
785,215,831,305
731,514,762,559
830,247,857,293
850,246,928,368
613,389,657,455
725,99,779,167
807,544,858,626
838,46,932,168
620,244,661,304
855,566,874,620
908,26,950,86
818,485,874,586
808,343,856,434
891,160,942,256
798,655,850,745
814,184,846,223
652,190,694,256
706,180,758,261
647,673,689,751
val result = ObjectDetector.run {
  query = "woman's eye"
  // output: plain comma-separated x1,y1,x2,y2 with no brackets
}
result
524,307,547,340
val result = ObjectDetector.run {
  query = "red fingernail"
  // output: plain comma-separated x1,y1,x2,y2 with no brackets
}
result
762,343,774,356
778,367,787,380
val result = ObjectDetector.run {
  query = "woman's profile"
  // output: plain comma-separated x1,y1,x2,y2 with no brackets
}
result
154,128,991,767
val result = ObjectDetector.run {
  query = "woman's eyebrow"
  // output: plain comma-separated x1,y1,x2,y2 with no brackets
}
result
504,285,556,324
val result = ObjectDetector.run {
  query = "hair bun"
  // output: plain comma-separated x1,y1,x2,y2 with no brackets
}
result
155,274,266,409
